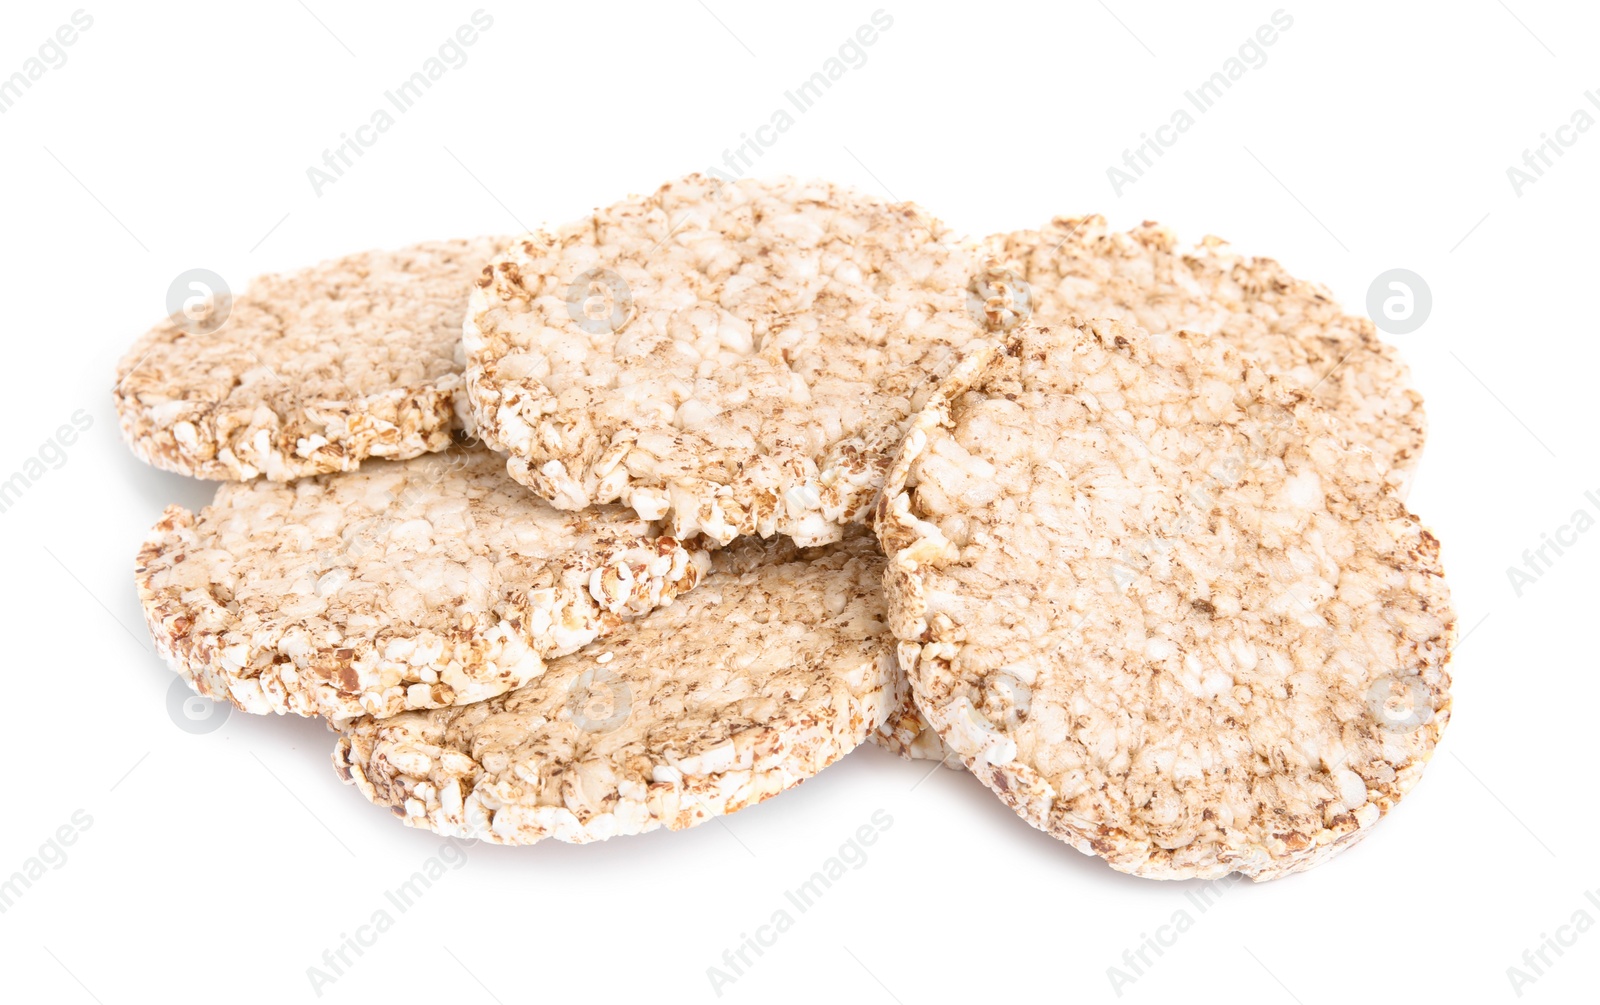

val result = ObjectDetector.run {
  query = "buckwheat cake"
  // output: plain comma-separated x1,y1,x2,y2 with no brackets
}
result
986,218,1425,494
463,175,986,547
334,529,898,844
137,447,709,720
679,533,948,763
875,320,1454,880
872,681,954,762
116,237,508,481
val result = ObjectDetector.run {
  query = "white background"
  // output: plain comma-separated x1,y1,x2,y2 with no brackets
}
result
0,2,1594,1002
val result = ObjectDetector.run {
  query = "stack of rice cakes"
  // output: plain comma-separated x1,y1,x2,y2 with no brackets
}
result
120,175,1451,878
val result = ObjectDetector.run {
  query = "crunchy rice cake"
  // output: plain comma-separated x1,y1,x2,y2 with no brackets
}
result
136,447,709,720
986,218,1425,494
872,680,953,762
115,237,507,481
463,175,985,547
698,534,946,764
876,320,1454,880
334,529,898,844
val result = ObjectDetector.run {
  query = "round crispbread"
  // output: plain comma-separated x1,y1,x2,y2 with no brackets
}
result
136,447,709,720
871,678,954,763
984,217,1425,494
115,237,508,481
334,529,897,844
875,319,1454,880
706,532,949,765
463,175,986,547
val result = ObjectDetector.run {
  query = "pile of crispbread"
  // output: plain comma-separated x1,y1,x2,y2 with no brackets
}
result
121,176,1453,881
